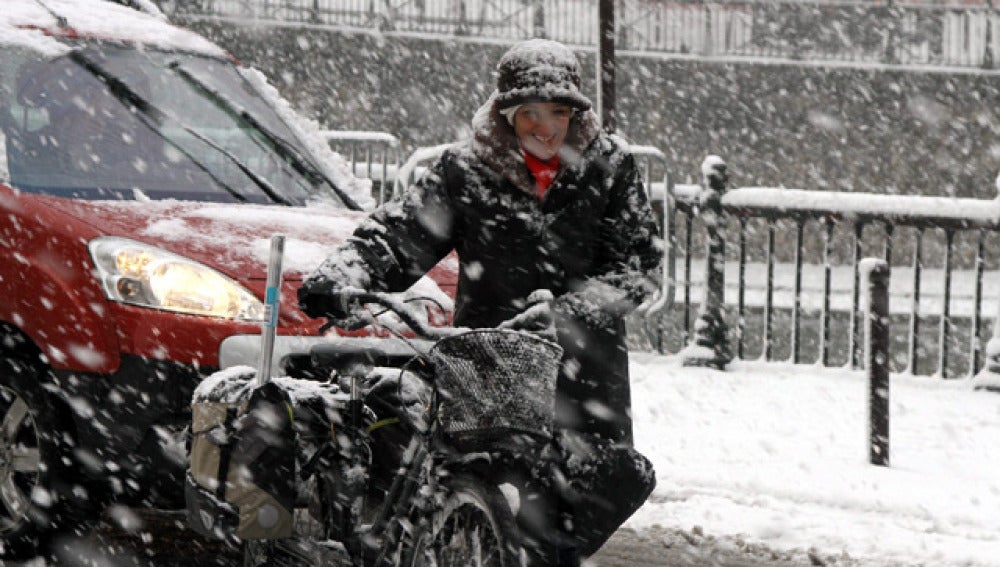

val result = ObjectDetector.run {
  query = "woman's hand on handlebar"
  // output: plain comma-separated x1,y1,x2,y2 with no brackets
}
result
498,289,557,341
298,278,356,320
302,288,456,339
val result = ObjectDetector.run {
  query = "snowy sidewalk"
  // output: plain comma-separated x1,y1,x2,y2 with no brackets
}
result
627,354,1000,567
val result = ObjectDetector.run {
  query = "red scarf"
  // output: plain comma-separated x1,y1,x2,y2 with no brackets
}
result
523,151,559,200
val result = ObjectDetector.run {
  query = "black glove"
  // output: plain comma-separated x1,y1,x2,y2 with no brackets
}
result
298,248,372,320
297,277,352,320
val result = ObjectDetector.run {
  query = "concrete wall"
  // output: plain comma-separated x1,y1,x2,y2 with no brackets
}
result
183,19,1000,199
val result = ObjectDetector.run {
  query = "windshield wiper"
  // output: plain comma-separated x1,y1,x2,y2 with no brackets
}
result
168,61,361,210
69,50,291,206
178,125,292,205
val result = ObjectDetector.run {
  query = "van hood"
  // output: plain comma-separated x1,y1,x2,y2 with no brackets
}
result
39,197,365,281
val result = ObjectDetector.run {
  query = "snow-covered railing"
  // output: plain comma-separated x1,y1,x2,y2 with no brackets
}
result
669,163,1000,378
320,130,401,204
159,0,1000,70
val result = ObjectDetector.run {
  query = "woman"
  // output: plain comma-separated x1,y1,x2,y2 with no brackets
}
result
298,39,661,563
299,38,661,445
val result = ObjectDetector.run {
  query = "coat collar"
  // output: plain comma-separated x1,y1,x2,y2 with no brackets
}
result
470,90,603,196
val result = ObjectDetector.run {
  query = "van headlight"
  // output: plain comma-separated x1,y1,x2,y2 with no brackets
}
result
89,236,265,321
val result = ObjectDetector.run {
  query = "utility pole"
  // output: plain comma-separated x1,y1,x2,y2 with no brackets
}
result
598,0,615,133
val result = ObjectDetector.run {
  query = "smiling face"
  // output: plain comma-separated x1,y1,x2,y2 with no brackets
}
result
512,102,574,161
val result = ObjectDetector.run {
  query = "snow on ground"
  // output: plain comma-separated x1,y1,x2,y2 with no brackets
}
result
627,354,1000,566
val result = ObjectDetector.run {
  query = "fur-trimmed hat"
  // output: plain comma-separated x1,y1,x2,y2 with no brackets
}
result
494,39,592,112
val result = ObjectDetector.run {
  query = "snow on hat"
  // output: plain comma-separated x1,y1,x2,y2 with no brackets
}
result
495,39,592,112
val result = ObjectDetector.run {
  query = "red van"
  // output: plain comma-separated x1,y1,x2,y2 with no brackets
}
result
0,0,454,558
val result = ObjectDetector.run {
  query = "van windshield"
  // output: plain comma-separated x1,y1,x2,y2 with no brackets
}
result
0,43,349,207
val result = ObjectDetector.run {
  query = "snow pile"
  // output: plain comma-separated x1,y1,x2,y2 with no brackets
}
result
628,355,1000,566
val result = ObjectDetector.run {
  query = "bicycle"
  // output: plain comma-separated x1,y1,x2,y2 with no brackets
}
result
188,289,655,566
191,288,556,565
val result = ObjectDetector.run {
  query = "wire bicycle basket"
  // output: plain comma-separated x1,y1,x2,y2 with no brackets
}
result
428,329,563,439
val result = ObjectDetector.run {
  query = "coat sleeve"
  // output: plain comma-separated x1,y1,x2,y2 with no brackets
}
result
301,154,458,297
555,150,663,324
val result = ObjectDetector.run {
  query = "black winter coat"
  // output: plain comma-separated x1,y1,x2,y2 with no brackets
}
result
301,95,661,444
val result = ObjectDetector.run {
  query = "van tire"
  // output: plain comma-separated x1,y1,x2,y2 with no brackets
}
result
0,356,96,561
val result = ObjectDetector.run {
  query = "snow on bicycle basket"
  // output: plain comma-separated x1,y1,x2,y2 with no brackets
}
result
429,329,562,438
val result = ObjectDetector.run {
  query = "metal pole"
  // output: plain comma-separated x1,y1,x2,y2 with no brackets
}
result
984,0,994,69
256,234,285,387
907,229,922,374
791,221,804,364
598,0,616,133
971,232,985,376
939,230,954,378
820,217,834,366
850,223,863,369
864,258,890,467
737,218,747,360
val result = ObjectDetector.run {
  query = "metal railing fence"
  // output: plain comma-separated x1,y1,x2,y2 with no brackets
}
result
159,0,1000,69
320,130,401,203
667,179,1000,378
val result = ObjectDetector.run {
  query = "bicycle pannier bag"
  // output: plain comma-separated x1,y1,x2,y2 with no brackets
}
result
186,370,297,540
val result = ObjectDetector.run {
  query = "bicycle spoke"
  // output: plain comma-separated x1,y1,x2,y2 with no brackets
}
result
472,521,484,567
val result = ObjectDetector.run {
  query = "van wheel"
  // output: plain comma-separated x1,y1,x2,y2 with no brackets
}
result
0,357,93,560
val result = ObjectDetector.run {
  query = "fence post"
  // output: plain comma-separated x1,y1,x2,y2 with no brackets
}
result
616,0,630,50
681,155,732,370
984,2,995,69
456,0,469,35
862,258,890,467
532,0,545,38
373,0,395,31
971,172,1000,391
598,0,616,133
973,296,1000,391
703,2,713,56
883,0,898,64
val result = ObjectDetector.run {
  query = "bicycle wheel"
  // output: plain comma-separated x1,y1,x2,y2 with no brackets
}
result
406,475,522,567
